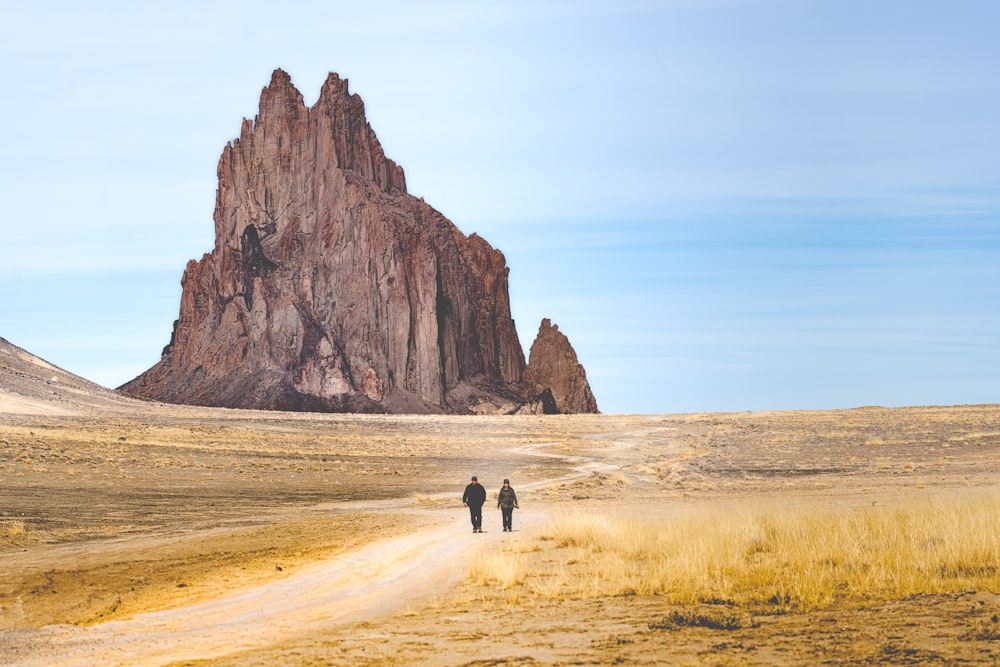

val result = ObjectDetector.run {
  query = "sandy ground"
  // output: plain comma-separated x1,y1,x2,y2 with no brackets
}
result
1,371,1000,665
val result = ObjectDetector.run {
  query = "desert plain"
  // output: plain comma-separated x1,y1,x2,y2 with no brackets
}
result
1,345,999,665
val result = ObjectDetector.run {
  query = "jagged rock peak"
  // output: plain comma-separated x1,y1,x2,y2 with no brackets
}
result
524,318,599,414
235,68,406,197
262,68,304,104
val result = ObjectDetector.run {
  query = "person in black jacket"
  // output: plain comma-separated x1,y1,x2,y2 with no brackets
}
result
497,478,519,532
462,475,487,533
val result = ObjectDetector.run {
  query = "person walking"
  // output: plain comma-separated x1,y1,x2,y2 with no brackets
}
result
497,478,519,532
462,475,487,533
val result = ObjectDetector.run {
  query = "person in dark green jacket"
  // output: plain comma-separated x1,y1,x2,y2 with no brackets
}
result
496,478,519,532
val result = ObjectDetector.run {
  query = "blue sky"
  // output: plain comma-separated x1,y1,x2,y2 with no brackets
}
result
2,1,998,414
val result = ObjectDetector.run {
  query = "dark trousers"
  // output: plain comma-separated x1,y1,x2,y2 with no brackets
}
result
501,507,514,530
468,504,483,530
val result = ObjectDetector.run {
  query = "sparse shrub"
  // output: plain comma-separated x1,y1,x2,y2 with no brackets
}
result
649,609,744,631
0,519,26,540
468,550,527,591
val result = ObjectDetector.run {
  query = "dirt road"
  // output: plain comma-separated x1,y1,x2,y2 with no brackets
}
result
0,429,605,667
1,504,547,667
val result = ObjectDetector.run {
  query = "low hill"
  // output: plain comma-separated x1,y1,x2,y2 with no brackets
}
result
0,337,140,415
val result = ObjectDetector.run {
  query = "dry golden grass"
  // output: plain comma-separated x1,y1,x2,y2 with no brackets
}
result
0,519,26,540
471,493,1000,610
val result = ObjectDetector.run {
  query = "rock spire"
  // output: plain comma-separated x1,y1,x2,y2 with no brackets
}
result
524,319,599,414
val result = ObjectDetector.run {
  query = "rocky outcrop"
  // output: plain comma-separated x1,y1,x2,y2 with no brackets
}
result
120,69,597,415
523,319,599,414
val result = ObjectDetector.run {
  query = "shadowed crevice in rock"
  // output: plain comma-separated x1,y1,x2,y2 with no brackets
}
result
239,224,279,310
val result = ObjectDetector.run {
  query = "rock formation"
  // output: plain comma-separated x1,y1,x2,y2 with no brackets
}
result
523,319,599,414
120,69,598,415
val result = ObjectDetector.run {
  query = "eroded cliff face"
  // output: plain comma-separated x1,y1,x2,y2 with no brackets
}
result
120,69,597,414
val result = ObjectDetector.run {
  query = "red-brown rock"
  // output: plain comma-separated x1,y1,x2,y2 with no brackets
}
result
523,319,599,414
119,69,597,414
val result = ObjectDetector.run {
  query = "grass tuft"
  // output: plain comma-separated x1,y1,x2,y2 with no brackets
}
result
0,519,26,540
649,609,746,631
